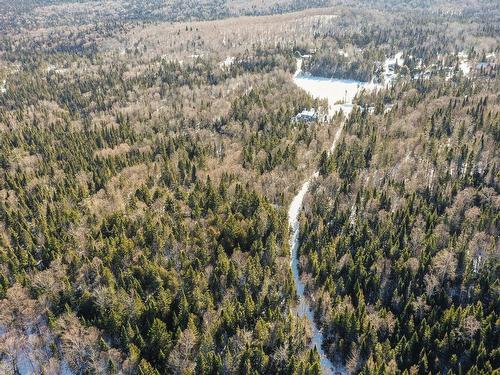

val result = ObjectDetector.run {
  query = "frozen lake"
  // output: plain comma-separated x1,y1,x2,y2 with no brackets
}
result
293,58,375,118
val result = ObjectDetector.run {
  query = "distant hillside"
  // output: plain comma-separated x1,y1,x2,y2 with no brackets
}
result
0,0,330,31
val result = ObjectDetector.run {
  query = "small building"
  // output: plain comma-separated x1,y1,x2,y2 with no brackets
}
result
292,109,318,122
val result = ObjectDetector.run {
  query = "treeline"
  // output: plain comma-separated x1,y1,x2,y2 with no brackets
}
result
303,50,376,82
0,49,296,116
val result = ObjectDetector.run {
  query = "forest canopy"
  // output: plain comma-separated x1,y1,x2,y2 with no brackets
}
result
0,0,498,374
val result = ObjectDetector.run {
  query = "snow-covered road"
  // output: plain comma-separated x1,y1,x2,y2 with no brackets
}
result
289,58,371,374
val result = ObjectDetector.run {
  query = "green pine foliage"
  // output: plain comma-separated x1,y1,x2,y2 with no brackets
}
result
302,74,499,374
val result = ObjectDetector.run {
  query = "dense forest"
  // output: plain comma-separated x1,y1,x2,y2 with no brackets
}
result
0,0,498,374
301,77,499,373
0,49,331,373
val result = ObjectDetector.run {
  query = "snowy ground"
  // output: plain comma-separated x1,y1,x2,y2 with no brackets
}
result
338,49,349,57
0,323,76,375
458,51,470,76
383,51,404,85
0,80,6,94
220,56,235,68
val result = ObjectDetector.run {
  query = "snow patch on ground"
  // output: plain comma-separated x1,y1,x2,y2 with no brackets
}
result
338,49,349,57
0,80,6,94
383,51,404,85
161,54,184,65
309,14,338,22
0,323,77,375
459,61,470,76
46,65,68,74
458,51,470,76
220,56,235,68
